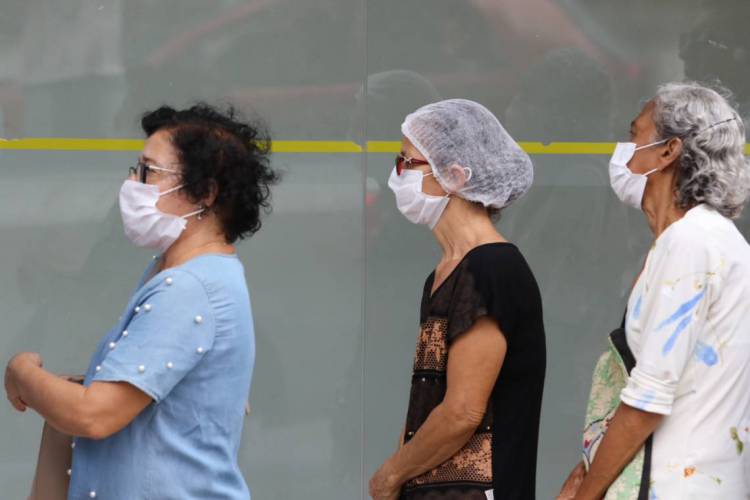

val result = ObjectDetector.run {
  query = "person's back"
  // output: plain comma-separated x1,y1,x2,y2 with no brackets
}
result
468,244,546,498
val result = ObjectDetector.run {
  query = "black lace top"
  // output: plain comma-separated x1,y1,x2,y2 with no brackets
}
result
401,243,546,500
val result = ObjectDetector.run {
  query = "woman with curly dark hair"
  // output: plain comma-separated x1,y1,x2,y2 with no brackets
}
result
5,104,277,499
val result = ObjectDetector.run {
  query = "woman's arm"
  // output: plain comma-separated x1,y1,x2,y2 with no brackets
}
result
5,352,152,439
573,403,662,500
369,316,507,499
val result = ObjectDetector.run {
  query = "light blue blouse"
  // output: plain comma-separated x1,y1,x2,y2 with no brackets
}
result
68,254,255,500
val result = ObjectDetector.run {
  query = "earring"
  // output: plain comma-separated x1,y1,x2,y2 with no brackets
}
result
197,205,205,221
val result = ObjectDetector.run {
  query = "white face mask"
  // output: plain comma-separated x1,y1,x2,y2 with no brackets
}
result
119,180,205,253
608,139,668,210
387,167,450,229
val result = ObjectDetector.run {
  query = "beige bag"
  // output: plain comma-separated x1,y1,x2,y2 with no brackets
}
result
28,375,81,500
28,421,72,500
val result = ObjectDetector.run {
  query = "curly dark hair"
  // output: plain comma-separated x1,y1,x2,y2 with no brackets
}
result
141,103,279,242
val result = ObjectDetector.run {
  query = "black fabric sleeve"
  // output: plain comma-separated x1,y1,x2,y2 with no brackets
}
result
445,246,517,344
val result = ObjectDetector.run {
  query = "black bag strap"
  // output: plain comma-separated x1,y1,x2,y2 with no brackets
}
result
611,308,653,500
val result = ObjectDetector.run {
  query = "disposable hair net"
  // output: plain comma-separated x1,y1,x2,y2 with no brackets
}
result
401,99,533,209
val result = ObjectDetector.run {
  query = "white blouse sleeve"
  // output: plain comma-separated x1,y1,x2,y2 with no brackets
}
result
620,228,721,415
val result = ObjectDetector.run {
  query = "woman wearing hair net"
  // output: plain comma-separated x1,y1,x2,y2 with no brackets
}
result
559,83,750,500
369,99,546,500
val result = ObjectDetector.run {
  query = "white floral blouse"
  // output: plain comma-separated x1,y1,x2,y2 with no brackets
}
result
621,204,750,499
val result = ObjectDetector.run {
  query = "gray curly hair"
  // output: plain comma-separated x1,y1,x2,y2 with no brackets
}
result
651,82,750,219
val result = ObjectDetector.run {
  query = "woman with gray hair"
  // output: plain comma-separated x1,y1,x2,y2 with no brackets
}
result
368,99,546,500
560,82,750,500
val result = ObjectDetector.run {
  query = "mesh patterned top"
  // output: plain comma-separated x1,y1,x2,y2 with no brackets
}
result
400,242,546,500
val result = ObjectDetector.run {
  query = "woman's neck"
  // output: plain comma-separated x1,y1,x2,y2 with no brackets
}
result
160,220,234,271
433,199,506,262
642,189,687,239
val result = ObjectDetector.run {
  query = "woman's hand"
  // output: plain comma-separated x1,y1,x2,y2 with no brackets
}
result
4,352,43,412
557,460,586,500
369,461,402,500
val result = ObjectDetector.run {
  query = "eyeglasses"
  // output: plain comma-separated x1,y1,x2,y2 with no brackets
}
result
128,162,180,183
395,154,430,176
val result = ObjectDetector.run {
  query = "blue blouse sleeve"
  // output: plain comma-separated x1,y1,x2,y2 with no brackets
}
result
92,270,216,402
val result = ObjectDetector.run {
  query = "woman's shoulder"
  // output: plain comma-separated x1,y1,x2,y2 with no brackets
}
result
466,242,521,261
140,266,212,305
179,254,245,285
168,256,253,331
144,255,246,302
465,242,529,274
461,242,539,293
656,205,730,256
646,206,740,281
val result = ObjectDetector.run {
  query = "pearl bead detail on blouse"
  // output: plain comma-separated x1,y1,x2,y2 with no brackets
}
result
166,362,174,369
194,315,203,324
138,365,146,373
165,277,173,286
143,304,152,312
196,347,204,354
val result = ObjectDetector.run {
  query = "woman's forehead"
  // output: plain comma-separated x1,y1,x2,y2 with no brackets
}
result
142,130,179,165
401,136,424,158
633,101,657,132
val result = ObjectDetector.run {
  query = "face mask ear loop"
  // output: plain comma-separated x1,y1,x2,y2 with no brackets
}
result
633,138,671,177
463,167,473,182
419,170,451,200
635,137,670,151
182,206,206,220
444,167,471,199
159,184,185,197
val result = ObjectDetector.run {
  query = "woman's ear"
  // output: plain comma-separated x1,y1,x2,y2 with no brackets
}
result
203,180,219,209
445,164,471,191
662,137,683,167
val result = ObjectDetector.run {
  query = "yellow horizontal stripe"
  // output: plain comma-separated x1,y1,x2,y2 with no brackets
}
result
2,138,749,155
270,141,362,153
518,142,616,155
0,138,145,151
366,141,401,153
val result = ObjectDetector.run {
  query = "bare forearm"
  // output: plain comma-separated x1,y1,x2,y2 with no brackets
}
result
385,403,479,485
575,404,662,500
13,363,91,436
